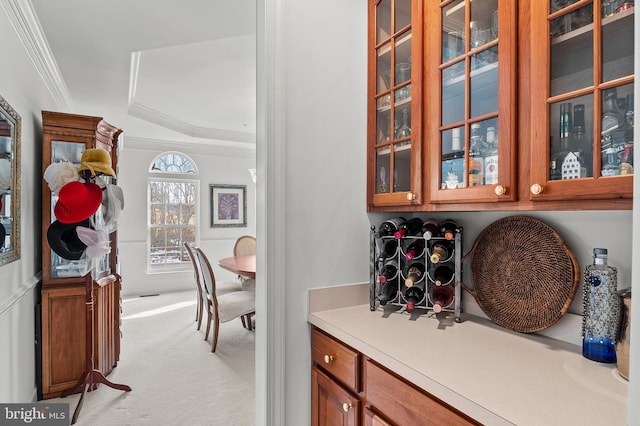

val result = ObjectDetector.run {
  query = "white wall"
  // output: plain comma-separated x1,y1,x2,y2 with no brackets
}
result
117,137,256,297
0,6,58,402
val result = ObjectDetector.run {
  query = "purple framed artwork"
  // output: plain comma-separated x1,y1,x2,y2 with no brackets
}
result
209,184,247,227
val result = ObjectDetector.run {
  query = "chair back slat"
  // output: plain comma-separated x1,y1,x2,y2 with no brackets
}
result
195,248,219,310
233,235,256,256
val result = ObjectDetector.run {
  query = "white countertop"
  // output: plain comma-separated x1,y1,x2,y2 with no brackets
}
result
307,283,628,426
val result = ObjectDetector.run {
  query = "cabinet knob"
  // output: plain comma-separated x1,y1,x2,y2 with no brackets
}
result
342,402,353,413
530,183,543,195
406,192,416,201
323,354,335,364
494,185,506,196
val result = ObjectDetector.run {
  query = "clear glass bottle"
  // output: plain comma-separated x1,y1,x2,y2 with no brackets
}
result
484,126,499,185
582,248,619,363
468,123,484,186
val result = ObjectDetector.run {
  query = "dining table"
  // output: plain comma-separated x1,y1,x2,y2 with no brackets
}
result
218,254,256,279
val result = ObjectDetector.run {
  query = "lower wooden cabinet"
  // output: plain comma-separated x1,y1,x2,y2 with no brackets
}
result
311,326,480,426
40,277,121,399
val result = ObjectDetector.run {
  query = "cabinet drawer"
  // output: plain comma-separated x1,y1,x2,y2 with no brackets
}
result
364,359,479,426
311,328,360,392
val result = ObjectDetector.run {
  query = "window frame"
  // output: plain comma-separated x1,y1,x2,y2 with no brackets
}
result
147,152,199,273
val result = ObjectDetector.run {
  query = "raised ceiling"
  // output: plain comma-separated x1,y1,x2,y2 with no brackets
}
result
29,0,256,147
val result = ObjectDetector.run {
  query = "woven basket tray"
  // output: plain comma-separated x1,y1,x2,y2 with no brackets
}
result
462,216,580,333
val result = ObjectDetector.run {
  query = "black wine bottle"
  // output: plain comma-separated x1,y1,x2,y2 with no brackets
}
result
439,219,459,241
378,217,407,238
377,239,398,262
432,264,454,286
378,260,399,284
421,218,440,240
379,279,398,306
404,285,425,312
404,261,425,287
404,239,425,261
394,217,424,239
431,284,454,313
429,242,453,264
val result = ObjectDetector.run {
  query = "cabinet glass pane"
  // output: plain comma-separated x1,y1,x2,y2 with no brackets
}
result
549,94,594,180
468,118,499,187
376,0,392,43
442,61,465,126
470,0,497,50
394,142,411,192
442,0,465,63
550,4,593,97
470,47,498,118
394,104,411,140
602,7,634,82
52,141,84,165
376,107,391,143
441,126,466,189
601,83,634,176
376,147,391,193
377,46,392,93
395,0,411,30
395,31,412,85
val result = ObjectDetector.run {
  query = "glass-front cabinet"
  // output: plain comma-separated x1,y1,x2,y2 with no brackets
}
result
426,0,517,204
368,0,424,207
529,1,634,201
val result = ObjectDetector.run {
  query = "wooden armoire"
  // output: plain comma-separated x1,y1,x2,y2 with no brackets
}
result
38,111,123,400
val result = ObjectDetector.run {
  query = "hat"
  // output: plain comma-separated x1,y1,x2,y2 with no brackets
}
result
0,222,5,249
54,181,103,224
77,148,116,177
0,158,10,191
47,219,90,260
43,161,79,194
76,226,111,259
101,183,124,233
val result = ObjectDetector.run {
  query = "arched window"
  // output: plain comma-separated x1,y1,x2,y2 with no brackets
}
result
148,152,199,271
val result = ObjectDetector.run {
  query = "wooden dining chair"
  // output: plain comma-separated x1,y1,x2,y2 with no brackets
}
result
184,242,244,331
233,235,256,327
194,247,256,352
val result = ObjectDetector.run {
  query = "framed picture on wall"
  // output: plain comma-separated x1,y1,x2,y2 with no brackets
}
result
210,184,247,227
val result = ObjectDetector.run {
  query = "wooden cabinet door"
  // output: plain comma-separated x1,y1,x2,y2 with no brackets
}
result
426,0,518,205
363,407,393,426
368,0,424,209
312,366,361,426
529,1,634,202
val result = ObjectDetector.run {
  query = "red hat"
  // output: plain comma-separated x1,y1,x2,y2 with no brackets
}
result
54,181,103,224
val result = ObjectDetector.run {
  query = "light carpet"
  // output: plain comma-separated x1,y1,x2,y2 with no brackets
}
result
46,290,255,426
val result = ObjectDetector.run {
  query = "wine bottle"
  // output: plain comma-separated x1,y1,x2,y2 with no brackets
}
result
379,279,398,306
468,123,485,186
431,284,454,313
394,217,424,239
421,218,440,240
432,264,454,286
439,219,459,241
404,261,425,287
404,285,425,312
429,242,452,264
404,239,425,261
377,239,398,262
378,260,399,284
378,217,407,238
484,126,499,185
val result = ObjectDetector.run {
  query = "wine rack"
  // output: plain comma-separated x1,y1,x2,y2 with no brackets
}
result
369,224,462,322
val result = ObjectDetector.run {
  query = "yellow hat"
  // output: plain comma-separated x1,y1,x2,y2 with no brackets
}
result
77,148,115,177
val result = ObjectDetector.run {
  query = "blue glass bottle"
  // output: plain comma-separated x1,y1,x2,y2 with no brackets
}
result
582,248,619,363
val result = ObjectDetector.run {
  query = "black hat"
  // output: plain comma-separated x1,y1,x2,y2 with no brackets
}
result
0,223,5,249
47,219,91,260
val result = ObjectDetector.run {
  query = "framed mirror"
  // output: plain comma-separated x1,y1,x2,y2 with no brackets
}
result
0,95,21,265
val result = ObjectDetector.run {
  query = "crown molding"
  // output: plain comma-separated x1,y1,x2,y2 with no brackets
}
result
1,0,73,110
124,136,255,158
128,51,256,144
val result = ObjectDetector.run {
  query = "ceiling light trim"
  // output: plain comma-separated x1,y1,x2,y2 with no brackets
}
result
1,0,73,110
128,101,256,143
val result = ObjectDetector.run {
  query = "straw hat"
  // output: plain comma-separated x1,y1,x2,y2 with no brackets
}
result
77,148,116,177
43,161,79,194
47,219,90,260
54,181,103,224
